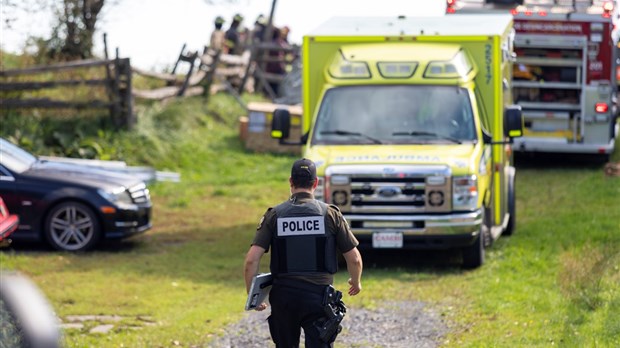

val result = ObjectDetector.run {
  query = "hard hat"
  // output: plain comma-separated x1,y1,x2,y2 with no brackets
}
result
256,14,268,25
233,13,243,22
215,16,225,24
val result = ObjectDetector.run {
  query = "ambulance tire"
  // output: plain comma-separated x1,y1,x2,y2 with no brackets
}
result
462,221,485,269
504,168,516,236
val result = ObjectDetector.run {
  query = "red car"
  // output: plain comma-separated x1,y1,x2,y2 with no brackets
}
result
0,196,19,245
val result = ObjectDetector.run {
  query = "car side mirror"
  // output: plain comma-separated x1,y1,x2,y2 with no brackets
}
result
504,105,523,138
271,108,291,141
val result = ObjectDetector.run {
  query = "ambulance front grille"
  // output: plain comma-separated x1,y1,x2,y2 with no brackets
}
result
325,164,451,214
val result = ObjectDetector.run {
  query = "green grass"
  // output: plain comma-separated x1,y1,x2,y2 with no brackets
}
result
1,92,619,347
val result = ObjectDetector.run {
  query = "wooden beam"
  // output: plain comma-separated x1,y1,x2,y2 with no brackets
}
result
0,59,112,77
0,79,109,91
0,98,113,109
131,67,184,83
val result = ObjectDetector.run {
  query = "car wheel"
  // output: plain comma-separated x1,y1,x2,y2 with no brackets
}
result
44,201,101,251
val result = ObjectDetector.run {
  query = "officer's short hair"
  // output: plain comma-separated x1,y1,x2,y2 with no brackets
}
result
291,158,317,189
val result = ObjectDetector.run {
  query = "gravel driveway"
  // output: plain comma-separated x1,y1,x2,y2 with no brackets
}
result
208,300,448,348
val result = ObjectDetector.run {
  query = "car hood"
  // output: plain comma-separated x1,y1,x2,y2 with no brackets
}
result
22,160,144,190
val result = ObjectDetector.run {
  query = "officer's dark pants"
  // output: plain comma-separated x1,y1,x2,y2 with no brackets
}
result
268,279,332,348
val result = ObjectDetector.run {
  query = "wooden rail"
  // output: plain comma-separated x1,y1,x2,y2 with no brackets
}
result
0,35,135,128
0,59,134,128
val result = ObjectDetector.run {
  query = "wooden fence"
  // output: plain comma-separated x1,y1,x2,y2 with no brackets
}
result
131,45,252,107
0,37,301,129
241,41,300,100
0,49,135,128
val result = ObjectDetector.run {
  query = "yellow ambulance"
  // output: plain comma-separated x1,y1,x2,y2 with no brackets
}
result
271,14,523,268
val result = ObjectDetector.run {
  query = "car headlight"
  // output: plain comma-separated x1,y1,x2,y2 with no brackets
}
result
452,175,478,211
98,188,134,205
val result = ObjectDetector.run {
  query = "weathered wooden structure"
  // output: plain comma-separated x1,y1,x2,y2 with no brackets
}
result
0,35,134,128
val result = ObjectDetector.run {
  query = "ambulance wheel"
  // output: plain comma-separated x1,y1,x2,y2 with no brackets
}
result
462,222,485,269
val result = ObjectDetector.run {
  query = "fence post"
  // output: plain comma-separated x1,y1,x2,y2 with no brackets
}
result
112,48,134,129
177,52,198,97
169,43,187,78
202,49,221,99
119,58,135,128
104,34,122,127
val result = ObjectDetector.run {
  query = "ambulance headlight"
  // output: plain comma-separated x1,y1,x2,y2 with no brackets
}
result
377,62,418,78
328,52,370,79
424,50,473,79
330,175,350,185
452,175,478,211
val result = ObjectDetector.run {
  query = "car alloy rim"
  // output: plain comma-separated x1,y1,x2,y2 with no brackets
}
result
49,205,94,250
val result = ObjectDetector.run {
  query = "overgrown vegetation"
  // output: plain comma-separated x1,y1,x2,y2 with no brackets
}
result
1,52,619,347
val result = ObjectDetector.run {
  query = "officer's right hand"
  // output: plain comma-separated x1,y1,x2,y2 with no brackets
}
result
348,278,361,296
255,302,268,311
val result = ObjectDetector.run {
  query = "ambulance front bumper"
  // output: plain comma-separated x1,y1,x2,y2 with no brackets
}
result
346,209,482,250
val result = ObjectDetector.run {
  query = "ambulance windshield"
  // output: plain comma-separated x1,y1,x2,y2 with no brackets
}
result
312,85,476,145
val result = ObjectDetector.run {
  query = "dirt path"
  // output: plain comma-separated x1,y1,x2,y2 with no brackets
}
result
208,300,448,348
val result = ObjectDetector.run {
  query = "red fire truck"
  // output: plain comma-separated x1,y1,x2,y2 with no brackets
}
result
448,0,619,159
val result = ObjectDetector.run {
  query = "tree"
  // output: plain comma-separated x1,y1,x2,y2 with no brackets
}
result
1,0,105,61
49,0,106,60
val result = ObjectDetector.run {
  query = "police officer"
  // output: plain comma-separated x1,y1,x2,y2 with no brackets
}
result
244,158,363,348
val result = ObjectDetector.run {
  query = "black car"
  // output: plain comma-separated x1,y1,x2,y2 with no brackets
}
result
0,138,152,251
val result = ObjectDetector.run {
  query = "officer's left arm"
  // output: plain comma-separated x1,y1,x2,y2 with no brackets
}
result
244,245,266,293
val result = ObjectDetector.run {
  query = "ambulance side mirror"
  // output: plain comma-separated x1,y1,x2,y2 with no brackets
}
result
504,105,523,138
271,108,291,140
271,109,303,146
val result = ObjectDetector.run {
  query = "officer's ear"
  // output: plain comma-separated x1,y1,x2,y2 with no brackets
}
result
312,177,319,190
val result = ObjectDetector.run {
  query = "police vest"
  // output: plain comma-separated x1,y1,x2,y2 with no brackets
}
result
271,199,338,275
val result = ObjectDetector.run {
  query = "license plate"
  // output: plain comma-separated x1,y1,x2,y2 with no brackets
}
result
372,232,403,248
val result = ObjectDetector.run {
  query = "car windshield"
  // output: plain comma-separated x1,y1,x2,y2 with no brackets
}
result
0,138,38,173
311,85,477,145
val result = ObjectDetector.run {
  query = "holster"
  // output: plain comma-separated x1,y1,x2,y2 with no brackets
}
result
313,285,347,343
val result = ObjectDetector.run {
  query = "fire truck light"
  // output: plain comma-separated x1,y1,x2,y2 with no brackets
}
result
446,0,457,13
510,9,518,15
595,103,608,113
538,11,548,16
525,10,533,16
602,1,614,18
